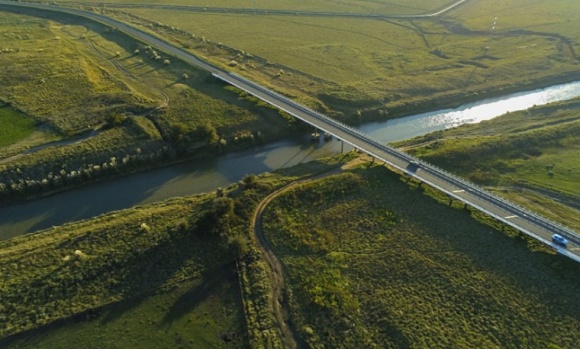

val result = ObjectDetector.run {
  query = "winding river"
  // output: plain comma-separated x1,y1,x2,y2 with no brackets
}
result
1,81,579,240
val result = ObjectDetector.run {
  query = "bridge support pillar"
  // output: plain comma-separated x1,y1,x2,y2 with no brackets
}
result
340,140,344,154
463,203,468,210
448,199,453,206
417,181,423,188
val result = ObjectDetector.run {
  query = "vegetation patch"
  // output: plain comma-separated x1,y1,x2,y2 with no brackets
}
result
0,186,254,347
2,276,244,349
262,165,580,349
0,124,169,204
0,106,36,148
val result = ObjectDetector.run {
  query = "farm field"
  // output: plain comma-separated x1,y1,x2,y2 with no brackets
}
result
0,11,157,135
80,0,580,118
262,164,580,349
397,98,580,230
0,9,293,138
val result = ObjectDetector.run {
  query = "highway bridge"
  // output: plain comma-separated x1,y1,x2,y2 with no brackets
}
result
1,0,579,262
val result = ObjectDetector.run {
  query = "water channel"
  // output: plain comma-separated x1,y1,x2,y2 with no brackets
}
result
1,81,579,240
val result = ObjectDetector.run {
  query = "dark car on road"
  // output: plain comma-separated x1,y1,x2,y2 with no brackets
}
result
552,234,568,248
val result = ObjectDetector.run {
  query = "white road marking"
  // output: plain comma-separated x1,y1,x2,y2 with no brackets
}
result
504,215,517,219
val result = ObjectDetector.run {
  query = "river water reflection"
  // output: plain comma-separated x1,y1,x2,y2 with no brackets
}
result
1,81,579,239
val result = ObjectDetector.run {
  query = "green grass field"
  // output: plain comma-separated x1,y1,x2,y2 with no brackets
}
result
0,106,36,148
64,0,450,15
0,12,158,134
262,166,580,349
83,0,580,118
2,277,243,349
0,9,295,140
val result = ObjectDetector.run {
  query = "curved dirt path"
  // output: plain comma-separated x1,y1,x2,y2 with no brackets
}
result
252,184,302,349
250,160,361,348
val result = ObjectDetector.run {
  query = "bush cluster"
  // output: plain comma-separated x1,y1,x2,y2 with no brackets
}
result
0,123,176,203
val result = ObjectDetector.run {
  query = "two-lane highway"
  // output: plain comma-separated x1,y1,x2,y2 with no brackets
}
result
1,0,578,262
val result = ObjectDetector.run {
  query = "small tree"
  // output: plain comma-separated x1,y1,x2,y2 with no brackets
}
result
214,197,234,218
194,122,218,144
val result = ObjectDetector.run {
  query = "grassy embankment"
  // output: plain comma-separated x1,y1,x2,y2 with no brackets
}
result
262,163,580,349
78,0,580,120
0,154,350,349
396,98,580,230
0,190,245,348
0,9,300,203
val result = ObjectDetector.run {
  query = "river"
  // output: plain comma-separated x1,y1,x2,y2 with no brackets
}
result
1,80,579,240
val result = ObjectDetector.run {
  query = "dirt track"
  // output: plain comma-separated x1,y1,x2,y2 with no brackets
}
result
250,162,353,349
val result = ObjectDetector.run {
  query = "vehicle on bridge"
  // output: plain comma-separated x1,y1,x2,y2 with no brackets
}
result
407,160,420,171
552,234,568,248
